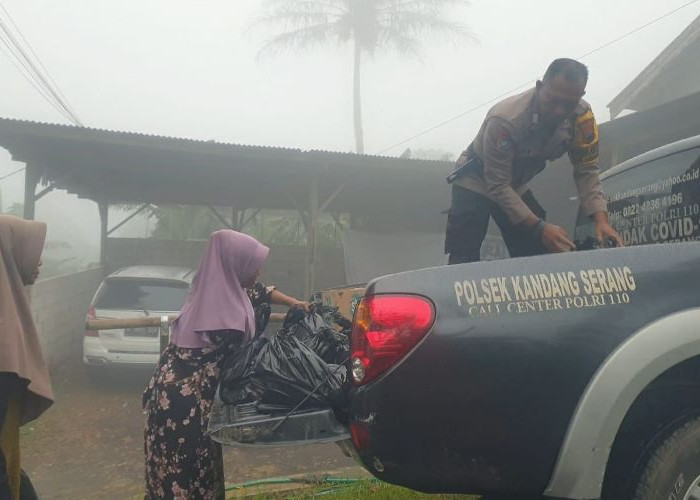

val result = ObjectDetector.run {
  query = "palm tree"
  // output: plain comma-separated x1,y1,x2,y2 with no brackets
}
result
255,0,474,154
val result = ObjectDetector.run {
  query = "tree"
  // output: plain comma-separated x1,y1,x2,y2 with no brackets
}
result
144,205,345,248
265,212,346,247
255,0,474,154
147,206,224,240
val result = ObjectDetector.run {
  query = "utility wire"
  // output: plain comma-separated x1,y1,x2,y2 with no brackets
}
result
375,0,700,155
0,2,78,119
0,166,26,182
0,31,73,123
0,2,83,125
0,18,73,122
0,16,82,125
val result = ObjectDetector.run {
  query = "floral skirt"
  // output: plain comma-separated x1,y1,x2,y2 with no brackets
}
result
142,333,241,500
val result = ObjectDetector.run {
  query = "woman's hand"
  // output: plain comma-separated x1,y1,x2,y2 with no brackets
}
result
270,289,312,312
291,300,312,313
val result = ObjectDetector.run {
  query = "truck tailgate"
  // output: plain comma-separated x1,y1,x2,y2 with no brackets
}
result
348,243,700,495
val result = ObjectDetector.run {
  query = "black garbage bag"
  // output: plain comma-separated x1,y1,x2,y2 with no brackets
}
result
282,307,311,340
219,334,345,414
325,308,352,333
303,328,350,366
283,305,351,365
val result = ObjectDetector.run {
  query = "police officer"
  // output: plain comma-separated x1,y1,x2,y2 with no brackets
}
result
445,58,623,264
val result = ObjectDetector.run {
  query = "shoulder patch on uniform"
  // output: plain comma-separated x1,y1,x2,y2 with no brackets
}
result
577,111,596,143
495,127,512,153
570,110,599,165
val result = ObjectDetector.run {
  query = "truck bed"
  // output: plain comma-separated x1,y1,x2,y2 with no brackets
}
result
348,242,700,495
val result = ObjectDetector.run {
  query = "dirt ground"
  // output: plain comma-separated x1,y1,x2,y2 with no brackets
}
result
20,362,360,499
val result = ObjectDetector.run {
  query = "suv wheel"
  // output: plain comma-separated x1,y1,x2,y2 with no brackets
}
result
633,416,700,500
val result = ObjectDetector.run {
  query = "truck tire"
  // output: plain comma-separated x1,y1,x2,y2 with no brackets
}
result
633,416,700,500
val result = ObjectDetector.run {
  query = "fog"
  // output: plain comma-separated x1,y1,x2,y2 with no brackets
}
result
3,2,700,496
1,0,698,268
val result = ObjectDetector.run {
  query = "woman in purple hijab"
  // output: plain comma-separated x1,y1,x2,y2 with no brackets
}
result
142,230,307,499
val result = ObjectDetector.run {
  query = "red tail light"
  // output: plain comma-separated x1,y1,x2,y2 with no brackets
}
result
351,423,370,451
85,306,98,337
351,295,435,385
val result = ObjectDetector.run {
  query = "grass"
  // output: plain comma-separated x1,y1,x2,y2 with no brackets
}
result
228,479,479,499
292,481,478,499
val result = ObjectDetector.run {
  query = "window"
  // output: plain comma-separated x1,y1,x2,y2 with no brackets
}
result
575,147,700,248
95,279,189,312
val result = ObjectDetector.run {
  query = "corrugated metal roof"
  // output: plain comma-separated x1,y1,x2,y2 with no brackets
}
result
0,115,302,151
0,115,453,223
0,116,447,166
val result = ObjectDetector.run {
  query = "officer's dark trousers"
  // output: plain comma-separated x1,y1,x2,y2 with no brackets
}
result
445,184,548,264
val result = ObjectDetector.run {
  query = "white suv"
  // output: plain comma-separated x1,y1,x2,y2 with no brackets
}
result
83,266,194,368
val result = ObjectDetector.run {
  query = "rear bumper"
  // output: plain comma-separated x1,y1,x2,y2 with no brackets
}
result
83,338,159,367
347,344,549,496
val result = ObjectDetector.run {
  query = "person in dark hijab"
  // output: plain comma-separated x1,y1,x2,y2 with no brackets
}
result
0,215,53,500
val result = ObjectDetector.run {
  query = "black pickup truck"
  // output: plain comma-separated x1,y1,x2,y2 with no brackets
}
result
220,136,700,500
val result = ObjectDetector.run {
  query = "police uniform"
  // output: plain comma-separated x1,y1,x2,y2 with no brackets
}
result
445,87,607,264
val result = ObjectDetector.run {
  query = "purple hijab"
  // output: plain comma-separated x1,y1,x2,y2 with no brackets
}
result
170,230,270,348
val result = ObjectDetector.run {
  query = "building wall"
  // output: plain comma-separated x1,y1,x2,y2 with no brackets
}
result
25,240,344,371
105,238,346,300
29,267,104,367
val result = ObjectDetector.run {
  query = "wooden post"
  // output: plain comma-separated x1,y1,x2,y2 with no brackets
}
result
23,164,39,220
159,315,170,353
231,207,239,230
260,211,265,241
99,202,109,269
306,177,319,298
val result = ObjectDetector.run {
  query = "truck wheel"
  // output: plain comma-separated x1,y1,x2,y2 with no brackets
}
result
633,416,700,500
